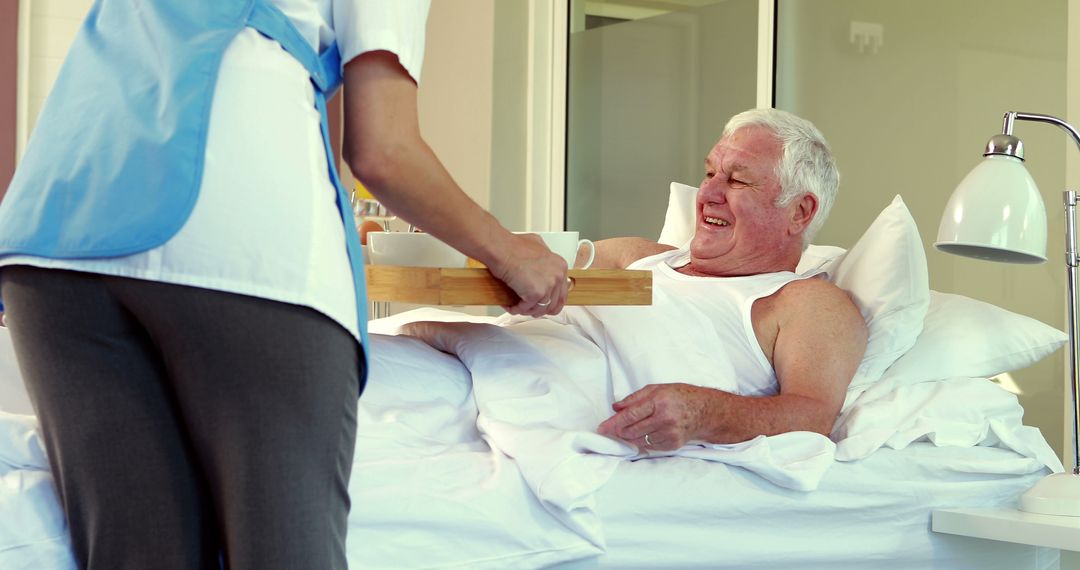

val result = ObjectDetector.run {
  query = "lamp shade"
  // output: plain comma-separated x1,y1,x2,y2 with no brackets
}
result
935,154,1048,264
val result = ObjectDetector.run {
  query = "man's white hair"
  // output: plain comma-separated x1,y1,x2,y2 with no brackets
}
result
722,108,839,246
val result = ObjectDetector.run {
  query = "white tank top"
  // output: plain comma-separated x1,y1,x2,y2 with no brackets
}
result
557,248,816,400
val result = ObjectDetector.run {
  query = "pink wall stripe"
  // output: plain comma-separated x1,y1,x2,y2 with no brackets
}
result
0,0,17,199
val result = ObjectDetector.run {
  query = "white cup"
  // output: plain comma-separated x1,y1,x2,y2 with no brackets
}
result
516,231,595,269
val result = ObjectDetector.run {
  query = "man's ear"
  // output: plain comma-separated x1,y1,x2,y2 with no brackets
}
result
789,193,818,235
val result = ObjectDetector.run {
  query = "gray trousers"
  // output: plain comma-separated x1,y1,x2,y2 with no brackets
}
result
1,266,362,570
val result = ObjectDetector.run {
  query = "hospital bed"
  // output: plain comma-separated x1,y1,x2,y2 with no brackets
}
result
0,190,1069,569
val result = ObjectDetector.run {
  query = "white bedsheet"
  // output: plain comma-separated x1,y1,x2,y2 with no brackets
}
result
0,308,1064,569
559,446,1058,569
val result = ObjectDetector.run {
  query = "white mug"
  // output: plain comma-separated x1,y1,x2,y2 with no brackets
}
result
515,231,595,269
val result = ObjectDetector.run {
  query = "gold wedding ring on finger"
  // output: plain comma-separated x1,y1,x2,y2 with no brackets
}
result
536,277,574,308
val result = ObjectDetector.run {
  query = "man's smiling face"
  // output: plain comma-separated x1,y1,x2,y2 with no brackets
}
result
689,126,799,276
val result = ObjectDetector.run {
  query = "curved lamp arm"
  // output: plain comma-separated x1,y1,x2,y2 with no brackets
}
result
1006,112,1080,154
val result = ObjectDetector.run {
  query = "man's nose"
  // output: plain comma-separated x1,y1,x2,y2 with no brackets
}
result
700,177,728,203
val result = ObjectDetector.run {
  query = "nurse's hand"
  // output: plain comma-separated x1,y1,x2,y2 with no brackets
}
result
489,233,569,317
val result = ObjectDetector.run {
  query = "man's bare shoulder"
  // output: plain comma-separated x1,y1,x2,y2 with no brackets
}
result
773,276,866,332
773,275,857,308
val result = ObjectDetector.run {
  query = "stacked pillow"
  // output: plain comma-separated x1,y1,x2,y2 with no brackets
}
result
879,291,1065,386
656,182,1066,395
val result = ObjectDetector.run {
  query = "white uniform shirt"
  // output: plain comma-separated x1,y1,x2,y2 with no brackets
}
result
0,0,432,342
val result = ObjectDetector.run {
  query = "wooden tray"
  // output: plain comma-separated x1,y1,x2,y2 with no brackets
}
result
365,267,652,306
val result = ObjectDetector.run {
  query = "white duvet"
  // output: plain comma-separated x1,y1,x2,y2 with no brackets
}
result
0,308,1064,570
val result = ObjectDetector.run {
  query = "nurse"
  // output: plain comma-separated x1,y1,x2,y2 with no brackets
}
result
0,1,569,569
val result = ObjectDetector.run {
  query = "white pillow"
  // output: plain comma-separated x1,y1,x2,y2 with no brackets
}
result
879,290,1066,385
795,244,845,276
823,196,930,390
657,182,700,247
657,184,929,392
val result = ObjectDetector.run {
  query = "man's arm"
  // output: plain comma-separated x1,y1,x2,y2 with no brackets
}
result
597,278,867,448
588,238,676,269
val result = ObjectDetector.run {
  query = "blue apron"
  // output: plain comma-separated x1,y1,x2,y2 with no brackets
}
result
0,0,370,373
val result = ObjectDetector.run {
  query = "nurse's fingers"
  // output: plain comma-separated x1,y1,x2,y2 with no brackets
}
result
490,234,568,317
531,276,569,317
545,276,572,316
503,293,553,317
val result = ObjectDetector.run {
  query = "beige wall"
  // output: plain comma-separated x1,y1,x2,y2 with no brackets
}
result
422,0,532,232
777,0,1069,457
417,0,496,216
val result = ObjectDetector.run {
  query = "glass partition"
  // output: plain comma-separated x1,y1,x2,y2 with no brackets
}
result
565,0,759,241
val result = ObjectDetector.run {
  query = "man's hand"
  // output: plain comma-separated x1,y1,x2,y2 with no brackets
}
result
596,383,713,451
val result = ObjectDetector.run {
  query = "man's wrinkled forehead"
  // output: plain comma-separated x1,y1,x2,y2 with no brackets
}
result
705,128,781,174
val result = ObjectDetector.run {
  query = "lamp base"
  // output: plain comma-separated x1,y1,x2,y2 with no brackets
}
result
1018,471,1080,516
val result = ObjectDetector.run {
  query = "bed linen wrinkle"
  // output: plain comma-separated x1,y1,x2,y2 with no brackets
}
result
338,327,603,568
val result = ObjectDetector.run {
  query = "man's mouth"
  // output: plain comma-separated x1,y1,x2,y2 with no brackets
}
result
704,216,730,227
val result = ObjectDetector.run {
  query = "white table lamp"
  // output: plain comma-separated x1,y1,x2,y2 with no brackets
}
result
936,111,1080,517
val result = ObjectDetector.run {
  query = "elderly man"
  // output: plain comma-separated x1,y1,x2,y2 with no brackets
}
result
591,108,867,451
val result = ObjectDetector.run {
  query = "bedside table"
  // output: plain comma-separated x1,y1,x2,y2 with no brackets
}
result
932,508,1080,551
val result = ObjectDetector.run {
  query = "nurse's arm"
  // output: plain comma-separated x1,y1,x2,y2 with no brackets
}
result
340,50,568,316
